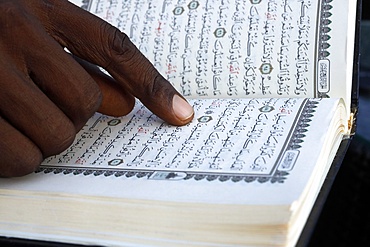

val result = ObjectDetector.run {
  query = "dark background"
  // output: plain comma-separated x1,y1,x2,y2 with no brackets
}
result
308,2,370,246
363,1,369,20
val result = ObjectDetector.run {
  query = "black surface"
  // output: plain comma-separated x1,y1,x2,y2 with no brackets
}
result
362,1,370,20
297,138,353,247
308,135,370,247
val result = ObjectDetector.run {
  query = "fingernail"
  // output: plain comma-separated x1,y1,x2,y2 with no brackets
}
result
172,94,194,121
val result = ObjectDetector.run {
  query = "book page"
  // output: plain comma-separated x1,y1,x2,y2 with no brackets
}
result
41,98,316,178
0,97,346,205
69,0,356,115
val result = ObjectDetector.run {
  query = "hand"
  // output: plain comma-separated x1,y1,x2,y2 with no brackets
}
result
0,0,194,177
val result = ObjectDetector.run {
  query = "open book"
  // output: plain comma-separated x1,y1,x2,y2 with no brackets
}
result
0,0,360,246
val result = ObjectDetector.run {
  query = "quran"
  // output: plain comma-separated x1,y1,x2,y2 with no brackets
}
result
0,0,360,246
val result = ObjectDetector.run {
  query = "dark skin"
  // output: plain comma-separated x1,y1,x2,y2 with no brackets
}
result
0,0,194,177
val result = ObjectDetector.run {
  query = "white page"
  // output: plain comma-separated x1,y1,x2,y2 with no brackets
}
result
0,97,345,205
68,0,355,116
42,98,310,175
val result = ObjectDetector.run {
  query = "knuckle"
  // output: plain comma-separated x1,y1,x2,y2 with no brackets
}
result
99,23,138,68
0,0,42,27
141,71,169,101
0,1,26,28
97,22,164,98
87,16,172,103
0,1,43,45
0,1,23,14
145,73,163,97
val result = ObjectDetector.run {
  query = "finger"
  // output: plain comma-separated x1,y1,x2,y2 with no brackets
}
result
0,116,42,177
22,31,102,131
38,1,194,126
1,1,102,131
0,62,76,158
72,55,135,117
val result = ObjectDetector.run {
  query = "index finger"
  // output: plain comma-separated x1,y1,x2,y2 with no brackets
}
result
38,1,194,125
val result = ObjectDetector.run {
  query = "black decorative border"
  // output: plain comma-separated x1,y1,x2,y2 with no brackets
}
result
317,0,333,98
80,0,92,11
36,99,318,183
286,100,319,150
